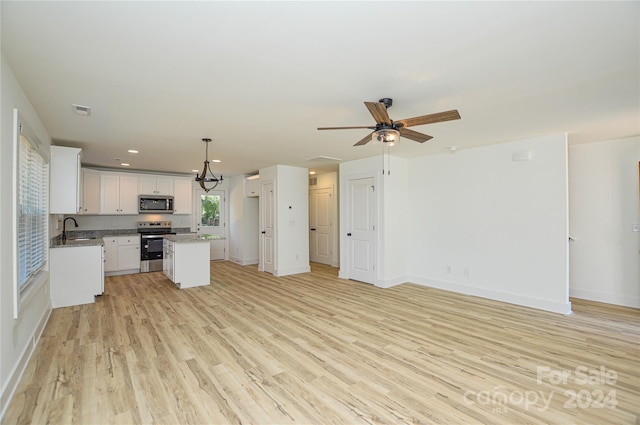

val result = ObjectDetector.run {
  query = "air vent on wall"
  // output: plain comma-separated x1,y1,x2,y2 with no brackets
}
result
309,177,318,186
72,104,91,116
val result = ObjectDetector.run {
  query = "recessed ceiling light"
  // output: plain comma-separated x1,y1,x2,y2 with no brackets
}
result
114,157,122,161
128,149,139,154
309,171,316,175
121,163,130,167
191,169,199,173
445,146,458,152
212,159,221,163
72,104,91,116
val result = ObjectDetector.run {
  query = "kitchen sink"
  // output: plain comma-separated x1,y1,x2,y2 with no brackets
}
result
61,237,100,245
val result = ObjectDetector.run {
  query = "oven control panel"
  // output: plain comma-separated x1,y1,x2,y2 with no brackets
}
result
137,221,172,230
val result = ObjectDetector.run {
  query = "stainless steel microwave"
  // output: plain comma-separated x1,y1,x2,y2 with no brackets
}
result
139,195,174,213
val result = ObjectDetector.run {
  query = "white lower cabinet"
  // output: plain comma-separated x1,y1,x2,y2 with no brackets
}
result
163,239,209,288
50,245,104,308
103,235,141,275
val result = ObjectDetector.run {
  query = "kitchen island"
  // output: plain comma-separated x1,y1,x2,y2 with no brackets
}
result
162,234,211,288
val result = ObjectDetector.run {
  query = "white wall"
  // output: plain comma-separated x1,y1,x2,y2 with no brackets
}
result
568,136,640,307
1,56,53,418
260,165,310,276
339,134,571,313
381,157,409,287
407,134,571,314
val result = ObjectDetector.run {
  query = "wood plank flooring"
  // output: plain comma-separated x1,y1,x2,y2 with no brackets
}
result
4,261,639,424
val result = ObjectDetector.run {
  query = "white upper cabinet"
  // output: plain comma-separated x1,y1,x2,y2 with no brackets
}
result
82,169,193,216
173,178,193,214
100,173,138,214
50,146,82,214
81,168,101,215
245,175,260,197
139,175,174,196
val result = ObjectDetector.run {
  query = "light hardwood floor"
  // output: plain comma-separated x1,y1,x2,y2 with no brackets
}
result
4,261,639,424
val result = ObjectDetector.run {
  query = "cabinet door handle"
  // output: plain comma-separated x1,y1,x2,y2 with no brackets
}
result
310,228,316,231
347,233,352,236
261,231,266,234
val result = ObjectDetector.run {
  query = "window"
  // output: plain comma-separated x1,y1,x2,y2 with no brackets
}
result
200,194,221,227
17,129,48,290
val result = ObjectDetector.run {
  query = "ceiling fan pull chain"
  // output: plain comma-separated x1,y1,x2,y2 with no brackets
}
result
387,144,391,175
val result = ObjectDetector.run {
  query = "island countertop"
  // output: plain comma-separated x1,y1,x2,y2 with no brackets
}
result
165,234,226,243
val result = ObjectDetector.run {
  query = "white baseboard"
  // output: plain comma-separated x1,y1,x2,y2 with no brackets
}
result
570,288,640,308
1,302,52,420
230,256,259,266
408,276,572,315
274,265,311,277
375,275,408,289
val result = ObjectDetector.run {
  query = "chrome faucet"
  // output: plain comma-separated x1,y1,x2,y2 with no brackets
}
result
62,217,78,241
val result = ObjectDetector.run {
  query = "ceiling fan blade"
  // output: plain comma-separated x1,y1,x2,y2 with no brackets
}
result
397,109,461,128
365,101,391,125
354,132,374,146
399,127,433,143
317,126,375,130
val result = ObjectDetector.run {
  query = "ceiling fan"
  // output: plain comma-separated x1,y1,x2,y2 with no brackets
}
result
318,98,461,146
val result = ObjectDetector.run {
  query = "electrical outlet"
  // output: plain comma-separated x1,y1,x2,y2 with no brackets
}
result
633,224,639,232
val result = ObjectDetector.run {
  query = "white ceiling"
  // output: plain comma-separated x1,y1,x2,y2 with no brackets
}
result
2,1,638,177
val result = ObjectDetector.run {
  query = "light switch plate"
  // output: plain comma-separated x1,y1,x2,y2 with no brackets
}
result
633,224,639,232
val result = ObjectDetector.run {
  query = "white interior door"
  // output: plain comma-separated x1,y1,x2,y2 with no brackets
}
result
261,181,275,274
196,189,225,260
347,177,376,284
309,187,333,265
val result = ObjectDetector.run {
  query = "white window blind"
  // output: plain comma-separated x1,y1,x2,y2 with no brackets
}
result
18,133,48,289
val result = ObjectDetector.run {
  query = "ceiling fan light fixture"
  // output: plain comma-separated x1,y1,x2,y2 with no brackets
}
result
372,128,400,145
195,138,223,192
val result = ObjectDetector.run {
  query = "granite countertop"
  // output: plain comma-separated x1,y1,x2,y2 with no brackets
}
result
51,237,104,248
51,232,142,248
102,233,141,238
165,234,226,243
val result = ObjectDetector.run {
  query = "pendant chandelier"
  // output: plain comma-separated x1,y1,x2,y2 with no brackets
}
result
195,138,223,192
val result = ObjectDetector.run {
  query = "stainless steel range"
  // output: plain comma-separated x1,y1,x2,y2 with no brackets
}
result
138,221,175,272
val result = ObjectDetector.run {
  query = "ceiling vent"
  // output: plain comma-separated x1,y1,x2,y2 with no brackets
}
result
72,104,91,116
